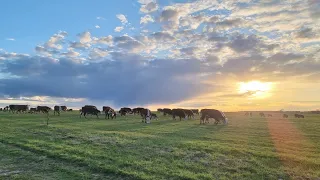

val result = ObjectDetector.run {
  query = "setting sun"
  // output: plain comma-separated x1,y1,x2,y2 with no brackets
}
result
238,81,273,97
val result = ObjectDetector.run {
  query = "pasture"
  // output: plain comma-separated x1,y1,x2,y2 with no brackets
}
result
0,111,319,179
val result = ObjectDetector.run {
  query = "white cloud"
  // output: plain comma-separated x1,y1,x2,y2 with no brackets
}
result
140,1,158,13
96,16,105,20
78,31,92,43
6,38,15,41
95,25,100,29
44,31,67,50
89,48,109,59
116,14,128,24
115,26,124,32
140,15,154,24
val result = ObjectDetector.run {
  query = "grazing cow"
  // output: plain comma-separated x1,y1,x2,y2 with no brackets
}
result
191,109,199,115
183,109,194,119
267,114,273,117
294,114,304,118
172,109,187,121
9,105,29,113
132,107,144,115
67,109,73,112
200,109,228,125
61,106,67,111
151,113,158,120
283,114,289,118
163,108,172,116
37,106,51,114
103,106,116,119
259,112,265,117
80,105,100,118
140,108,152,123
54,106,61,116
119,107,132,116
157,108,163,113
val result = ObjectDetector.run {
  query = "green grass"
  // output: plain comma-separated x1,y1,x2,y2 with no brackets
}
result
0,111,319,179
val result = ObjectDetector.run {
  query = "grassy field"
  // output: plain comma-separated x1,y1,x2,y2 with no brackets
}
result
0,111,319,180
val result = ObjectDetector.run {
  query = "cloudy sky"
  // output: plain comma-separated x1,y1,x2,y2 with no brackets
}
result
0,0,319,111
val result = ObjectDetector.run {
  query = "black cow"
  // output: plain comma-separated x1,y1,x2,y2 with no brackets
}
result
80,105,100,118
283,114,288,118
37,106,51,114
9,105,29,113
140,108,152,123
54,106,61,116
191,109,199,115
260,112,265,117
0,108,2,111
29,108,37,114
133,107,144,115
157,108,163,113
119,107,132,116
295,114,304,118
67,109,73,112
200,109,228,125
172,109,186,121
151,113,158,120
183,109,194,119
61,106,67,111
163,108,172,116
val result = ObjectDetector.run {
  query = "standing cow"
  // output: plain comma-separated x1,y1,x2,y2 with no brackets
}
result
9,105,29,113
172,109,187,121
103,106,116,119
183,109,194,119
37,106,51,114
140,108,152,123
80,105,100,119
163,108,172,116
54,106,61,116
200,109,228,125
191,109,199,115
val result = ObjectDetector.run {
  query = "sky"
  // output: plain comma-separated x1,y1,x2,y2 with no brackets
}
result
0,0,319,111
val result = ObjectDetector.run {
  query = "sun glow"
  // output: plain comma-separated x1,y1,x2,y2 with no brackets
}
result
238,81,273,98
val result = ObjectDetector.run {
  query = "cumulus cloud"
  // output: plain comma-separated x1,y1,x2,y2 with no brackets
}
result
140,15,154,24
140,1,158,13
114,26,124,32
78,31,92,43
116,14,128,24
95,25,100,29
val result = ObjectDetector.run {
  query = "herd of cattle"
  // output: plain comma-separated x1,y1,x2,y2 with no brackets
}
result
0,105,309,124
0,105,228,125
245,112,305,118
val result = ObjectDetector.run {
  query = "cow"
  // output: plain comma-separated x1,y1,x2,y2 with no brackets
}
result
9,105,29,113
54,106,62,116
200,109,228,125
37,106,51,114
283,114,289,118
103,106,116,119
295,114,304,118
183,109,194,119
172,109,187,121
133,107,144,115
191,109,199,115
61,106,67,111
119,107,132,116
29,108,37,114
140,108,152,123
80,105,100,118
151,113,158,120
267,114,273,117
0,108,2,111
4,106,9,112
162,108,172,116
67,109,73,112
157,108,163,113
260,112,265,117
